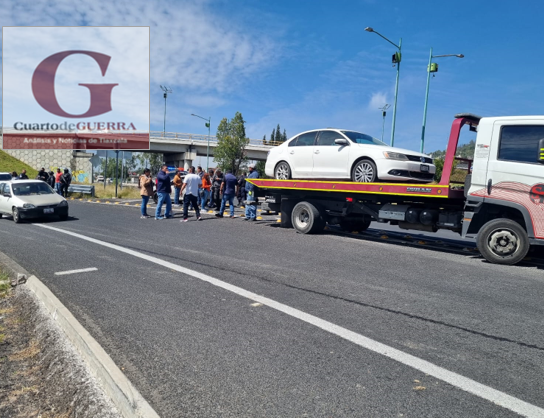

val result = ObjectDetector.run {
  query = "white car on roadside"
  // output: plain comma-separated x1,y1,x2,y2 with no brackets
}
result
0,172,12,181
265,129,436,183
0,180,69,223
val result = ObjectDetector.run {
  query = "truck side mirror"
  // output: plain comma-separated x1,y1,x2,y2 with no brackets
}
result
539,138,544,163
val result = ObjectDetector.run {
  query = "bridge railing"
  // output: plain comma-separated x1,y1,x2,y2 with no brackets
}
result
149,131,283,147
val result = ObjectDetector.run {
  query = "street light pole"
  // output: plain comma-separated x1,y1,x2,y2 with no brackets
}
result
191,114,211,170
160,85,172,137
378,104,390,142
365,27,402,146
420,49,464,153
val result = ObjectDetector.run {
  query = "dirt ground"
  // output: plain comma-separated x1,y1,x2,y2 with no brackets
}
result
0,281,120,418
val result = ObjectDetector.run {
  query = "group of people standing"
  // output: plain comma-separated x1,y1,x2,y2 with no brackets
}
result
10,167,72,197
138,164,260,222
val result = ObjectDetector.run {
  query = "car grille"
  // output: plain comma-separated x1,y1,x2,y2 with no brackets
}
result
409,171,435,180
38,204,58,209
406,155,433,164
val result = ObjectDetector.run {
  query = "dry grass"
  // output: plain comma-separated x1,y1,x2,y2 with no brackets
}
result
9,340,40,361
71,183,141,199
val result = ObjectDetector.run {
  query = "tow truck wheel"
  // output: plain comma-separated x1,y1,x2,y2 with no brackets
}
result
477,218,530,265
291,201,325,234
351,159,377,183
275,162,292,180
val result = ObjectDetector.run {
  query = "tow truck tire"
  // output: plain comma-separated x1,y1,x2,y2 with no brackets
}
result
12,208,21,224
351,159,377,183
291,201,325,234
275,162,292,180
477,218,530,265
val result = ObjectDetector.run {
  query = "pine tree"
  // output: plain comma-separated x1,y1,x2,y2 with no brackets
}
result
282,129,287,143
262,134,267,145
271,128,276,144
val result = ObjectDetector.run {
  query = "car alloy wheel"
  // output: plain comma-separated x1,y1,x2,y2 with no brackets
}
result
352,159,377,183
275,162,291,180
12,207,21,223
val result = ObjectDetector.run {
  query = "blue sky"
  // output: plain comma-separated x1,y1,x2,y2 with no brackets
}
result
2,0,544,156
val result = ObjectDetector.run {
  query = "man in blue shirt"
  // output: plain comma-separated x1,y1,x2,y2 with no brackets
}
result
155,165,173,220
215,169,238,218
244,164,259,221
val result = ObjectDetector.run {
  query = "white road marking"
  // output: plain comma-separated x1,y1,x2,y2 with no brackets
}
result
54,267,98,276
36,223,544,418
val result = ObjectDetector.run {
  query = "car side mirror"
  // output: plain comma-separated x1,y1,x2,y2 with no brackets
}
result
538,138,544,163
3,192,11,198
335,138,349,146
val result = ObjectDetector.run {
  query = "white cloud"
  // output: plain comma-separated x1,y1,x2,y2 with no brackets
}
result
368,92,389,110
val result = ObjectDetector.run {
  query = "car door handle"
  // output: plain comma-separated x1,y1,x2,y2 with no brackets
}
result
289,151,294,155
314,150,320,154
487,179,492,195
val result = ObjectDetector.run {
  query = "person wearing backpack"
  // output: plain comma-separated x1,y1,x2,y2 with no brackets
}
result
60,168,72,197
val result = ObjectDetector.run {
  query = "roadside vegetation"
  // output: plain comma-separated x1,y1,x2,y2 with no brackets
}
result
0,150,39,178
70,183,142,200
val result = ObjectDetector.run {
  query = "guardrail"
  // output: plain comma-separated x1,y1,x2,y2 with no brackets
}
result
68,184,95,197
149,131,283,147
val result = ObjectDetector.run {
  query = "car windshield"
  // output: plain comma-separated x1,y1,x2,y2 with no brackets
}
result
12,182,54,196
341,131,386,146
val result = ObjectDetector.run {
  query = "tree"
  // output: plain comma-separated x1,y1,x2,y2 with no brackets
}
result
281,129,287,143
254,161,268,178
137,152,163,174
262,134,267,145
214,112,250,175
271,128,276,144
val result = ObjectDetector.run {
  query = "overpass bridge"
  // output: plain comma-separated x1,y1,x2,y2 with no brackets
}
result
149,131,277,170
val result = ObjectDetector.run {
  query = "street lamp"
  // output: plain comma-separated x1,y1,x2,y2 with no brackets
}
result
191,113,211,170
378,104,390,143
365,27,402,146
420,48,464,152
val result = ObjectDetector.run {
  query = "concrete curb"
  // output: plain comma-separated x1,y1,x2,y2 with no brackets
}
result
0,250,160,418
24,275,160,418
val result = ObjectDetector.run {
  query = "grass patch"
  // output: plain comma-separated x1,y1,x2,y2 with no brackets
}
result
0,149,39,178
9,340,40,361
0,270,11,298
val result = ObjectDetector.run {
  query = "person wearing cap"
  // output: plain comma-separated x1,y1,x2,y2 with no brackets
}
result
46,171,55,188
244,164,259,221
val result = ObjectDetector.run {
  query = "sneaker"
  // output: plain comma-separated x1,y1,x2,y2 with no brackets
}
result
197,216,202,221
181,218,188,222
165,215,173,219
242,217,249,221
229,215,235,218
155,216,164,220
215,213,223,218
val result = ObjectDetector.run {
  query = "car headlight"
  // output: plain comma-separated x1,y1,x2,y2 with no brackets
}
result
58,200,68,207
383,151,408,161
23,203,36,209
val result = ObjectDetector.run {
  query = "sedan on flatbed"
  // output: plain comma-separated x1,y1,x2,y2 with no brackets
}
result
265,128,436,183
0,180,69,223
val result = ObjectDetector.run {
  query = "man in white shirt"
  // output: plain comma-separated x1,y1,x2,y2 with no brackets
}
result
180,166,202,222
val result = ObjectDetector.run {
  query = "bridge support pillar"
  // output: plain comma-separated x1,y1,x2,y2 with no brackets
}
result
183,159,193,170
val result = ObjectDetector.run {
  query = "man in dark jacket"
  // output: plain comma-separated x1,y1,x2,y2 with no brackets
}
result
37,168,49,182
155,165,173,220
46,171,55,188
237,172,247,206
244,164,259,221
60,169,72,197
18,170,29,179
210,169,223,209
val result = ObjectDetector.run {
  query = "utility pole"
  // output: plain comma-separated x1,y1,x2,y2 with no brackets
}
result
160,85,172,137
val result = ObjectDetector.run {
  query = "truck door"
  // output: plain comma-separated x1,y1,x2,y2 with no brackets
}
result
486,120,544,237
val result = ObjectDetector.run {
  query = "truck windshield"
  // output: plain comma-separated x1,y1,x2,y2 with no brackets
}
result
341,131,386,146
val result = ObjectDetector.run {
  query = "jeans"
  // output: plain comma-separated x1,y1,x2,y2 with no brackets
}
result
55,183,61,195
174,187,181,205
141,195,150,216
155,192,172,218
183,194,200,219
200,189,210,208
245,190,257,219
220,193,235,217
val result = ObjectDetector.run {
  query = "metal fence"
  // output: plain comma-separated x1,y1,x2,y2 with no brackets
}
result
149,131,282,147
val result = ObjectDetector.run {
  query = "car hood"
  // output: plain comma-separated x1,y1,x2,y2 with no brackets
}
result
357,144,431,159
16,194,65,206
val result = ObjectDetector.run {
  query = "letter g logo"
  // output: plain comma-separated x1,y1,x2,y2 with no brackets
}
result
32,50,118,118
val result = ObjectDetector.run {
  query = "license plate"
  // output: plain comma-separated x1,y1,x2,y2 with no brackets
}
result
44,208,54,214
420,164,429,172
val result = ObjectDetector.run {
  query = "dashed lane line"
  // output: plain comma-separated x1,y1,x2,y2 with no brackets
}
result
35,223,544,418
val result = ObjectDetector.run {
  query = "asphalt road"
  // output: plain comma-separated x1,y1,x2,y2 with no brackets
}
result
1,200,543,417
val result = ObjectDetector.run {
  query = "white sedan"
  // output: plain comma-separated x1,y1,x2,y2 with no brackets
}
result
0,180,69,223
265,129,436,183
